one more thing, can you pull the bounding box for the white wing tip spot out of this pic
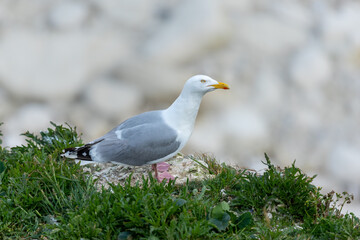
[115,129,123,139]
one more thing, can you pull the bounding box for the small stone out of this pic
[85,77,143,120]
[290,44,332,89]
[322,2,360,54]
[48,1,90,30]
[67,103,112,143]
[328,144,360,183]
[0,0,49,27]
[235,13,307,56]
[0,29,128,101]
[222,106,269,163]
[0,88,12,118]
[96,0,155,29]
[117,62,189,100]
[253,68,284,110]
[2,104,59,147]
[187,116,225,157]
[270,1,312,29]
[220,0,252,13]
[223,106,268,144]
[142,0,231,63]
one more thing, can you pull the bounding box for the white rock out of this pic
[0,0,50,27]
[220,0,252,13]
[67,103,112,143]
[294,108,322,131]
[235,13,307,56]
[328,144,360,183]
[187,115,225,157]
[142,0,231,63]
[2,104,58,147]
[223,106,268,142]
[327,143,360,203]
[85,77,143,119]
[253,68,284,111]
[118,61,191,101]
[269,1,312,29]
[290,44,332,89]
[216,106,269,163]
[0,29,129,101]
[0,88,12,119]
[48,1,90,30]
[322,2,360,54]
[96,0,156,29]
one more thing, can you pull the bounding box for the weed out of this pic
[0,123,359,239]
[231,153,319,221]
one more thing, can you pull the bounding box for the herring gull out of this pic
[61,75,229,181]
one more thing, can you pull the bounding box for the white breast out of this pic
[161,110,195,151]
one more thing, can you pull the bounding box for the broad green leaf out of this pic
[174,198,187,207]
[209,212,230,231]
[235,212,253,229]
[0,160,4,174]
[117,231,132,240]
[212,201,230,219]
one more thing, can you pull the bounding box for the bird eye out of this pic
[201,79,206,83]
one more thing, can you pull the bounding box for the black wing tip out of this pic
[60,147,80,159]
[61,139,104,161]
[62,147,76,153]
[60,146,90,160]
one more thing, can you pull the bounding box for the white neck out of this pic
[163,89,205,135]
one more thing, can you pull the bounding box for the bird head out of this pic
[184,75,230,95]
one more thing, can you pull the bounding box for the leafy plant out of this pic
[0,122,3,145]
[0,122,359,239]
[190,154,223,175]
[208,201,253,232]
[231,153,319,221]
[209,201,231,231]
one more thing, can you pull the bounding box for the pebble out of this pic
[85,77,143,119]
[95,0,156,29]
[328,144,360,183]
[0,88,11,119]
[290,44,332,89]
[142,0,231,63]
[0,29,128,101]
[322,2,360,54]
[2,104,59,147]
[48,1,90,30]
[234,13,307,56]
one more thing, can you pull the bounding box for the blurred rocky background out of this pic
[0,0,360,213]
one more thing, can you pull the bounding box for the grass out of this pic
[0,122,359,239]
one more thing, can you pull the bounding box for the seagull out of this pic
[61,75,229,181]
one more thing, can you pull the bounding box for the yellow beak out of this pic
[210,82,230,90]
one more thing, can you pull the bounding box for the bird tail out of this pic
[61,139,103,161]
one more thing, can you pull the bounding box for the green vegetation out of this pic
[0,122,359,239]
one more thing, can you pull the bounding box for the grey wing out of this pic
[90,116,181,166]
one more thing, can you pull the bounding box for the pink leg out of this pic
[152,164,159,180]
[157,162,170,172]
[156,162,175,182]
[152,162,175,182]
